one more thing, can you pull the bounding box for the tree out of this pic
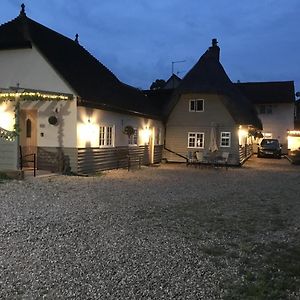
[150,79,166,90]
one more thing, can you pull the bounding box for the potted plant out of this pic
[123,125,135,137]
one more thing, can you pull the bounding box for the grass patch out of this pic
[0,172,11,183]
[224,242,300,299]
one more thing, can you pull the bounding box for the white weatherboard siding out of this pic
[165,93,240,164]
[0,139,18,170]
[77,106,163,148]
[0,101,18,171]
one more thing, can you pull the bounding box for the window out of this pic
[263,132,272,139]
[26,119,31,138]
[188,132,204,148]
[128,128,138,145]
[155,128,162,145]
[258,104,272,114]
[99,125,114,147]
[189,99,204,112]
[220,132,231,147]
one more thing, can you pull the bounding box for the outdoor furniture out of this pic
[187,151,197,166]
[19,146,36,177]
[215,152,230,170]
[195,151,209,167]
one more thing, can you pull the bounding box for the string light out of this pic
[0,91,72,101]
[0,126,17,142]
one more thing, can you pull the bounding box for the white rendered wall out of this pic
[21,100,77,148]
[77,106,163,148]
[0,46,77,148]
[0,46,73,93]
[257,103,294,142]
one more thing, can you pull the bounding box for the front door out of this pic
[20,110,37,167]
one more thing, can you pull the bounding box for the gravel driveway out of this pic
[0,157,300,299]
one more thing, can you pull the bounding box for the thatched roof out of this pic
[164,39,262,129]
[0,5,159,119]
[235,81,295,104]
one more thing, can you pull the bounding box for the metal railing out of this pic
[19,146,36,177]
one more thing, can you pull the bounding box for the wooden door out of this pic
[20,110,37,166]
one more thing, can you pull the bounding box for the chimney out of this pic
[207,38,220,61]
[20,3,26,16]
[75,34,79,44]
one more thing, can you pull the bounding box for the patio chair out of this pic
[195,151,209,167]
[216,152,230,170]
[187,151,197,166]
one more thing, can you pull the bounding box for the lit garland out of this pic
[0,126,17,142]
[0,91,72,101]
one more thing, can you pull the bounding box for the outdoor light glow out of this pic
[77,119,99,148]
[287,130,300,136]
[0,103,14,131]
[238,127,248,146]
[287,136,300,151]
[141,127,151,144]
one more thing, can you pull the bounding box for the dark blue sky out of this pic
[1,1,300,94]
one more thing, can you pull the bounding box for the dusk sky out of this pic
[1,0,299,94]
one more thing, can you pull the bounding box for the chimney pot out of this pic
[20,3,26,16]
[212,38,218,47]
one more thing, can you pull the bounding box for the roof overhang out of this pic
[77,98,162,121]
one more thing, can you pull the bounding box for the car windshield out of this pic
[261,139,279,147]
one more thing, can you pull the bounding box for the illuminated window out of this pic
[128,128,138,145]
[220,132,231,147]
[263,132,272,139]
[188,132,204,148]
[99,125,114,147]
[26,119,31,138]
[189,99,204,112]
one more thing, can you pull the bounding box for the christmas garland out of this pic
[0,91,72,101]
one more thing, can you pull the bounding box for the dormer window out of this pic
[189,99,204,112]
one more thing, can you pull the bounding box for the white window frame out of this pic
[188,132,204,148]
[258,104,272,114]
[220,132,231,147]
[189,99,204,112]
[128,128,138,146]
[155,127,162,145]
[99,125,115,148]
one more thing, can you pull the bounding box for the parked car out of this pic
[257,139,282,158]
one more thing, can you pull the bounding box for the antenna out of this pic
[171,60,186,75]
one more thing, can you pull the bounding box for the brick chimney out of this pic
[206,38,220,61]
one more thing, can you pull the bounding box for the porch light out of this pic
[0,102,15,131]
[238,126,248,146]
[287,130,300,151]
[77,117,99,147]
[141,126,151,144]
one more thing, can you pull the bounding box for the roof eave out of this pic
[77,99,163,120]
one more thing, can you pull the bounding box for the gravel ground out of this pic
[0,157,300,299]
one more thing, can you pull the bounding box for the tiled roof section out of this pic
[235,81,295,104]
[163,74,181,89]
[0,11,159,118]
[165,40,262,129]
